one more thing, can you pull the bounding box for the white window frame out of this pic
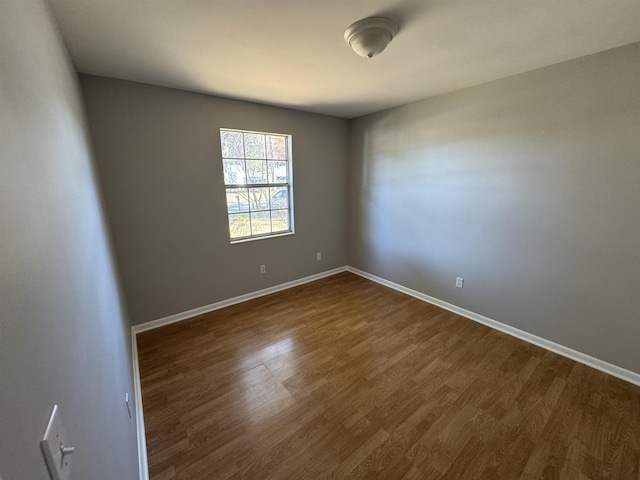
[220,128,295,243]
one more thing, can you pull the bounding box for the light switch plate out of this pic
[41,405,73,480]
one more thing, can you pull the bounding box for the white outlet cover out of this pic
[41,405,73,480]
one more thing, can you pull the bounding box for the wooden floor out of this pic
[137,272,640,480]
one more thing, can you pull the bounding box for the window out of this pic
[220,129,293,242]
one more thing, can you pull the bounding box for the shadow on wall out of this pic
[348,48,640,373]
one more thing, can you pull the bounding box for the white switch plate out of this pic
[260,265,266,274]
[456,277,464,288]
[317,252,322,261]
[41,405,73,480]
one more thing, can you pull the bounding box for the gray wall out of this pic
[0,2,139,479]
[80,76,349,326]
[348,43,640,374]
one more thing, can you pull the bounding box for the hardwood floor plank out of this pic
[137,272,640,479]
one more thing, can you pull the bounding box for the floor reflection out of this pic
[239,337,296,426]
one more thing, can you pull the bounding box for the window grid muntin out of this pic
[221,129,292,241]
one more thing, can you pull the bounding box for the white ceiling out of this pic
[50,0,640,118]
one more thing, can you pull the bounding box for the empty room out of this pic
[2,0,640,479]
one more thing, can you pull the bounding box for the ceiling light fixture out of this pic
[344,17,399,59]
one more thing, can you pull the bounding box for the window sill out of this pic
[230,231,295,244]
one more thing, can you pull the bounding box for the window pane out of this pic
[266,135,287,160]
[226,188,249,214]
[267,160,288,183]
[246,160,267,184]
[243,133,265,159]
[248,187,270,212]
[223,159,246,185]
[221,131,244,158]
[221,129,292,242]
[271,209,289,233]
[269,187,288,210]
[250,211,271,236]
[228,213,250,239]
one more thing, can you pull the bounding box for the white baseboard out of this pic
[131,263,639,477]
[131,333,149,480]
[130,266,348,478]
[132,266,348,334]
[346,266,640,387]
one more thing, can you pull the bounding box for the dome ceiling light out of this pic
[344,17,399,59]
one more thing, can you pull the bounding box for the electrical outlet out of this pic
[456,277,464,288]
[317,252,322,261]
[260,265,266,274]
